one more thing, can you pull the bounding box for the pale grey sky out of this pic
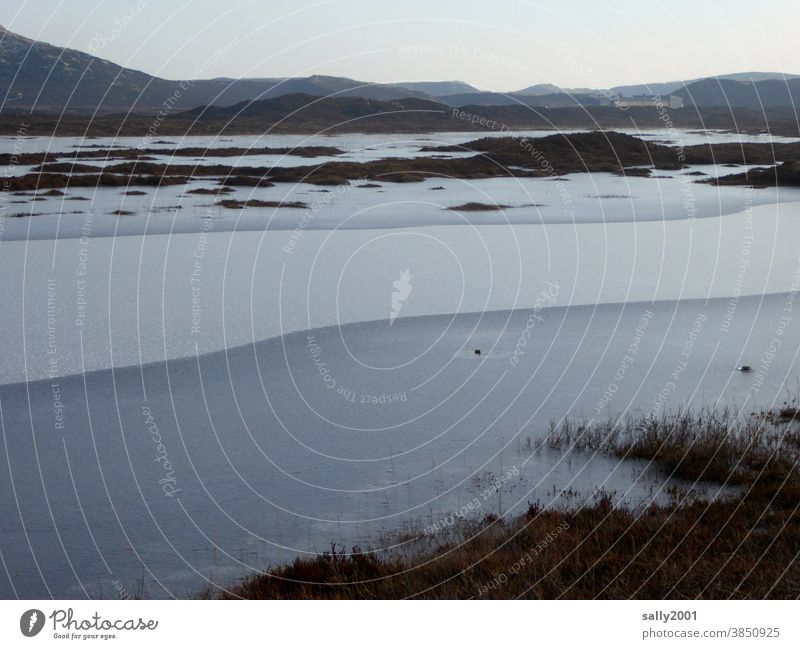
[1,0,797,91]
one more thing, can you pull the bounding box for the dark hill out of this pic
[178,93,450,127]
[676,77,800,109]
[0,26,427,112]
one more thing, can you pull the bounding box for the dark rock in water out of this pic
[185,187,235,195]
[215,199,308,209]
[1,172,191,192]
[615,166,652,177]
[710,161,800,188]
[448,202,511,212]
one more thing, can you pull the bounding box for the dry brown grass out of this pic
[218,409,800,599]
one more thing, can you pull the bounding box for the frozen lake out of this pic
[1,130,799,599]
[1,203,798,385]
[0,294,791,598]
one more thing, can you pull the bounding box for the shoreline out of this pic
[210,405,800,599]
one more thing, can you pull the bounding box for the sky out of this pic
[1,0,797,91]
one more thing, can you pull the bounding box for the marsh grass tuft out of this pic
[546,407,799,485]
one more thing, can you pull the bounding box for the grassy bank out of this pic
[217,407,800,599]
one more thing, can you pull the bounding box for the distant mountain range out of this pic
[0,25,429,112]
[1,24,799,114]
